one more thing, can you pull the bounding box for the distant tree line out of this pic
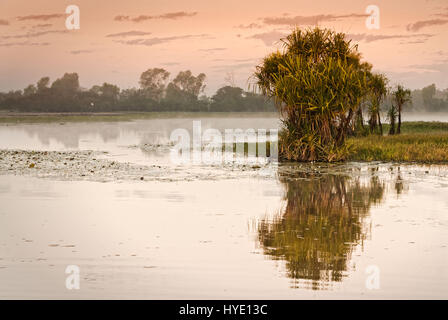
[0,68,275,113]
[373,84,447,113]
[407,84,448,112]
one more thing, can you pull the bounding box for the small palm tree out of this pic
[392,85,412,134]
[253,27,374,161]
[368,73,388,135]
[387,104,398,135]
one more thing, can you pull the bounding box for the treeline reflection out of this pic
[257,168,392,290]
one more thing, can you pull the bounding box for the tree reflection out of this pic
[257,170,386,290]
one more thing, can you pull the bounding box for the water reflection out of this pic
[0,117,279,150]
[394,167,409,196]
[257,168,387,290]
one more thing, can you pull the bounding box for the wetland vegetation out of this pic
[254,27,448,163]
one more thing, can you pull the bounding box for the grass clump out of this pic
[348,132,448,163]
[389,121,448,134]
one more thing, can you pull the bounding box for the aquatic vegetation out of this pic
[254,27,386,162]
[0,148,277,182]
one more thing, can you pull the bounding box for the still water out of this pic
[0,114,447,299]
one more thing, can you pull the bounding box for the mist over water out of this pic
[400,112,448,123]
[0,114,447,298]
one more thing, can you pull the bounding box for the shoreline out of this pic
[0,111,280,123]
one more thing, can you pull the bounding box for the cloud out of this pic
[433,7,448,18]
[248,30,287,46]
[0,19,9,26]
[114,34,211,46]
[0,41,50,47]
[114,11,197,23]
[346,33,434,43]
[378,60,448,90]
[16,14,64,21]
[402,40,426,44]
[212,62,255,72]
[212,58,257,63]
[435,13,448,18]
[70,50,93,55]
[434,50,448,57]
[106,30,152,38]
[406,19,448,32]
[1,30,68,40]
[159,12,197,20]
[234,58,257,62]
[262,13,367,26]
[199,48,227,52]
[31,23,53,29]
[407,62,448,73]
[114,15,130,22]
[234,23,263,29]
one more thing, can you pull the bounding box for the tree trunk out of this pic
[338,109,354,144]
[397,104,402,134]
[378,110,383,135]
[369,114,376,133]
[359,108,365,129]
[389,118,395,135]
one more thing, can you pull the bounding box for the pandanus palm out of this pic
[367,73,388,135]
[392,85,412,134]
[387,104,398,135]
[254,27,375,161]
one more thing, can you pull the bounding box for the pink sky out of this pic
[1,0,447,94]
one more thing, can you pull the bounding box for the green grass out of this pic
[275,121,448,163]
[348,131,448,163]
[383,121,448,134]
[347,121,448,163]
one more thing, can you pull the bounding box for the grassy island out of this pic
[254,27,448,163]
